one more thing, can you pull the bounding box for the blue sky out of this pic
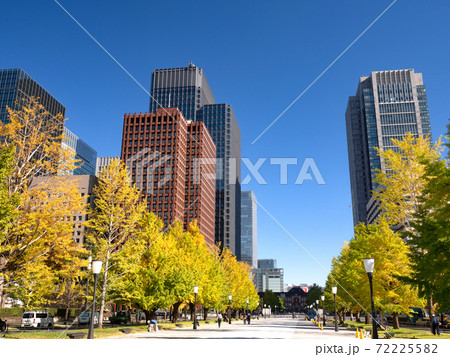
[1,0,449,286]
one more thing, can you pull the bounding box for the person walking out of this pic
[217,313,223,328]
[247,312,251,325]
[431,314,441,336]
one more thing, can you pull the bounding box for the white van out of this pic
[21,311,54,328]
[78,311,99,324]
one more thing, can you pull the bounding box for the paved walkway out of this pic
[108,316,357,339]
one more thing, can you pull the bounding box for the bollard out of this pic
[360,330,364,339]
[356,329,359,338]
[320,323,323,330]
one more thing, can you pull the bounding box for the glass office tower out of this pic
[0,68,65,124]
[63,127,98,176]
[346,69,432,226]
[149,63,242,258]
[241,191,257,267]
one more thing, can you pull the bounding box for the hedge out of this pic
[0,307,82,318]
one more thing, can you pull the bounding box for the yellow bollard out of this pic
[320,323,323,330]
[360,330,364,339]
[356,329,359,338]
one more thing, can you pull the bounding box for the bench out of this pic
[67,332,87,339]
[119,328,133,334]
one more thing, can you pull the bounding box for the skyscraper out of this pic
[346,69,432,226]
[241,191,257,267]
[63,127,98,176]
[120,108,216,245]
[0,68,65,124]
[149,63,241,258]
[253,259,284,293]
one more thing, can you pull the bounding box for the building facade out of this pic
[253,259,284,293]
[120,108,216,245]
[0,68,65,125]
[63,128,97,176]
[32,175,97,246]
[279,286,308,313]
[149,63,241,257]
[241,191,257,267]
[346,69,432,226]
[96,156,120,176]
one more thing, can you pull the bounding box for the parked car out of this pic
[78,311,99,324]
[21,311,54,328]
[109,311,129,324]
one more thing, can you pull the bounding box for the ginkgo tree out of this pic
[85,159,145,328]
[0,98,87,307]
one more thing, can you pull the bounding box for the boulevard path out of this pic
[108,316,357,339]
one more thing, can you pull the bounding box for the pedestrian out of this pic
[247,312,251,325]
[431,314,441,336]
[217,313,223,328]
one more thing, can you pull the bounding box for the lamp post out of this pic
[87,260,102,339]
[332,286,338,332]
[257,302,260,317]
[84,256,92,309]
[246,299,249,315]
[321,295,326,326]
[316,299,319,321]
[193,286,199,330]
[228,295,232,324]
[363,258,378,339]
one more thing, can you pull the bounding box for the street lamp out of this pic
[87,260,102,339]
[228,295,232,324]
[246,299,249,315]
[315,299,319,321]
[84,256,92,309]
[363,258,378,339]
[332,286,338,332]
[321,295,326,326]
[193,286,199,330]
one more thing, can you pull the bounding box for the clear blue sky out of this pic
[1,0,449,286]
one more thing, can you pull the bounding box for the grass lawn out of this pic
[337,320,450,339]
[2,318,227,339]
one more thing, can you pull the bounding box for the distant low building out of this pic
[32,175,98,246]
[279,286,308,312]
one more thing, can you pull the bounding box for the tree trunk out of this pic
[378,310,384,329]
[98,256,109,329]
[364,312,369,325]
[392,312,400,329]
[350,311,354,321]
[204,307,208,321]
[427,296,433,333]
[172,302,181,323]
[65,304,70,323]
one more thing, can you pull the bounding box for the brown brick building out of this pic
[120,108,215,246]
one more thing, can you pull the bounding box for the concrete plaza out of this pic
[108,316,357,339]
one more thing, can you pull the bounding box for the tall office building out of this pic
[149,63,241,257]
[241,191,257,267]
[346,69,432,226]
[63,128,98,176]
[0,68,65,124]
[120,108,216,246]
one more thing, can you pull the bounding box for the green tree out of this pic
[408,123,450,311]
[305,283,323,307]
